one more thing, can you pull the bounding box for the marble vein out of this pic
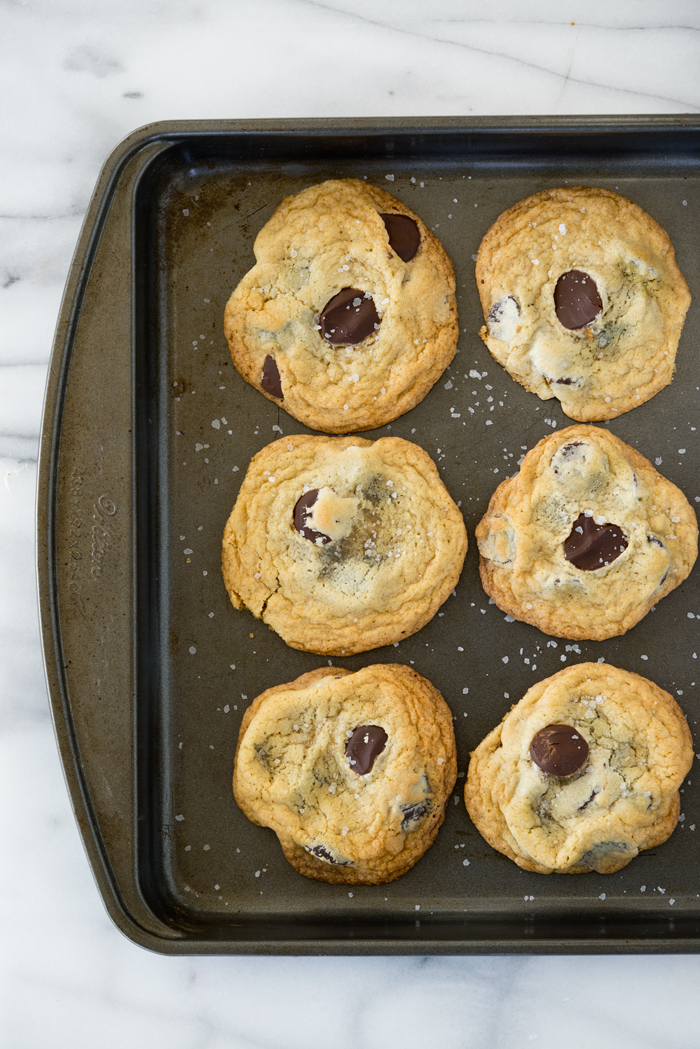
[295,1,700,109]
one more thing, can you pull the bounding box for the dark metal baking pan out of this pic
[38,117,700,953]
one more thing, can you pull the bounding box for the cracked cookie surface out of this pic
[476,186,690,421]
[465,663,693,874]
[476,425,697,640]
[222,434,467,655]
[224,178,458,433]
[233,664,457,884]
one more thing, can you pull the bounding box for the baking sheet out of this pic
[39,118,700,952]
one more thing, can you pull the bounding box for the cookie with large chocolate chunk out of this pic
[224,179,458,433]
[465,663,693,874]
[476,186,691,421]
[476,425,697,640]
[222,435,467,655]
[233,665,457,884]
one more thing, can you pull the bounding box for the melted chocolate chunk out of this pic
[648,534,664,548]
[488,295,520,325]
[400,799,432,830]
[552,442,586,475]
[293,489,332,546]
[530,724,589,777]
[346,725,388,775]
[319,288,380,344]
[580,840,635,868]
[564,513,628,571]
[306,843,349,865]
[261,354,283,399]
[577,791,596,811]
[380,213,420,262]
[554,270,602,329]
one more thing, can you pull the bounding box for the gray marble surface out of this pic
[3,2,700,1045]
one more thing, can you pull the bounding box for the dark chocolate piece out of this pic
[306,843,350,865]
[293,489,332,546]
[380,213,420,262]
[319,288,380,345]
[261,354,283,399]
[564,513,627,570]
[400,799,432,830]
[554,270,602,329]
[530,724,589,777]
[345,725,388,775]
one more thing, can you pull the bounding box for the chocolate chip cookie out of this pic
[465,663,693,874]
[222,434,467,655]
[224,178,458,433]
[233,664,457,884]
[476,186,691,421]
[476,425,697,640]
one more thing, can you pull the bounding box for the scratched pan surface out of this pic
[38,118,700,953]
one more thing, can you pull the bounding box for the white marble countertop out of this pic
[3,2,700,1045]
